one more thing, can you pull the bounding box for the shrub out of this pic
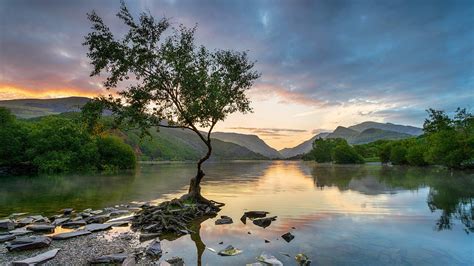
[332,143,364,164]
[390,145,407,165]
[96,136,136,170]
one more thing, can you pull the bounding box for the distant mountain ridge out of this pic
[0,97,423,160]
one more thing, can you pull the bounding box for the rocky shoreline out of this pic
[1,199,310,265]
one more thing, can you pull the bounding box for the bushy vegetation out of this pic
[0,107,136,174]
[353,108,473,169]
[303,138,364,164]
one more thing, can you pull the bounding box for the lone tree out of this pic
[83,3,259,203]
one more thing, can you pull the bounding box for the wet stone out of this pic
[162,257,185,266]
[146,240,162,257]
[244,211,269,219]
[62,208,74,215]
[6,236,52,251]
[26,224,55,232]
[0,219,15,230]
[0,233,16,243]
[17,217,34,227]
[9,227,33,236]
[218,245,243,256]
[61,220,87,228]
[281,232,295,243]
[252,216,277,228]
[215,215,233,225]
[52,217,70,226]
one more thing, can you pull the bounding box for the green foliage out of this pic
[332,143,365,164]
[390,145,407,165]
[82,2,260,177]
[0,111,135,174]
[305,137,364,164]
[379,143,392,163]
[406,143,427,166]
[96,136,136,170]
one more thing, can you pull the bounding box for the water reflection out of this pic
[1,161,473,264]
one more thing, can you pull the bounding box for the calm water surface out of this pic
[1,161,473,265]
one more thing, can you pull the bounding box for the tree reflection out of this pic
[309,163,474,233]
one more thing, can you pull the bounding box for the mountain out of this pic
[348,121,423,136]
[279,132,329,158]
[212,132,282,158]
[279,122,422,158]
[124,127,267,161]
[0,97,90,118]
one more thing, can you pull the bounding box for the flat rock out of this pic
[52,217,70,226]
[61,220,87,228]
[29,215,50,223]
[8,213,28,218]
[84,223,112,232]
[6,236,52,251]
[0,219,15,230]
[146,240,162,257]
[26,224,55,232]
[218,245,243,256]
[0,233,16,243]
[17,217,34,227]
[281,232,295,243]
[106,215,134,224]
[9,227,33,236]
[252,216,277,228]
[87,214,110,224]
[109,210,130,217]
[89,253,129,264]
[215,215,233,225]
[160,257,185,266]
[52,230,91,240]
[12,248,60,265]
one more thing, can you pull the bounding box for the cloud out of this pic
[228,127,307,137]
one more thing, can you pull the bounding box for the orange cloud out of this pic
[0,84,102,100]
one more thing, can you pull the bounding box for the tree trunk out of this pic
[182,140,212,203]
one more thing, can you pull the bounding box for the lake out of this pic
[1,161,473,265]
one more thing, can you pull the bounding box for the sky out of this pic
[0,0,473,149]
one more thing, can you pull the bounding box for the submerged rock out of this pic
[215,215,233,225]
[12,248,60,265]
[295,253,311,265]
[139,233,160,242]
[218,245,243,256]
[0,233,16,243]
[52,230,91,240]
[6,236,52,251]
[0,219,15,230]
[252,216,277,228]
[146,240,163,257]
[84,223,112,232]
[256,252,283,266]
[26,224,55,232]
[161,257,185,266]
[281,232,295,243]
[89,253,129,264]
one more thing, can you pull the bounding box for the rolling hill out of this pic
[0,97,90,118]
[212,132,281,158]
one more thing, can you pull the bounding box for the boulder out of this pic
[146,240,162,257]
[281,232,295,243]
[252,216,277,228]
[89,253,129,264]
[12,248,60,265]
[52,230,91,240]
[26,224,55,232]
[84,223,112,232]
[215,216,233,225]
[0,233,16,243]
[0,219,15,230]
[6,236,52,251]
